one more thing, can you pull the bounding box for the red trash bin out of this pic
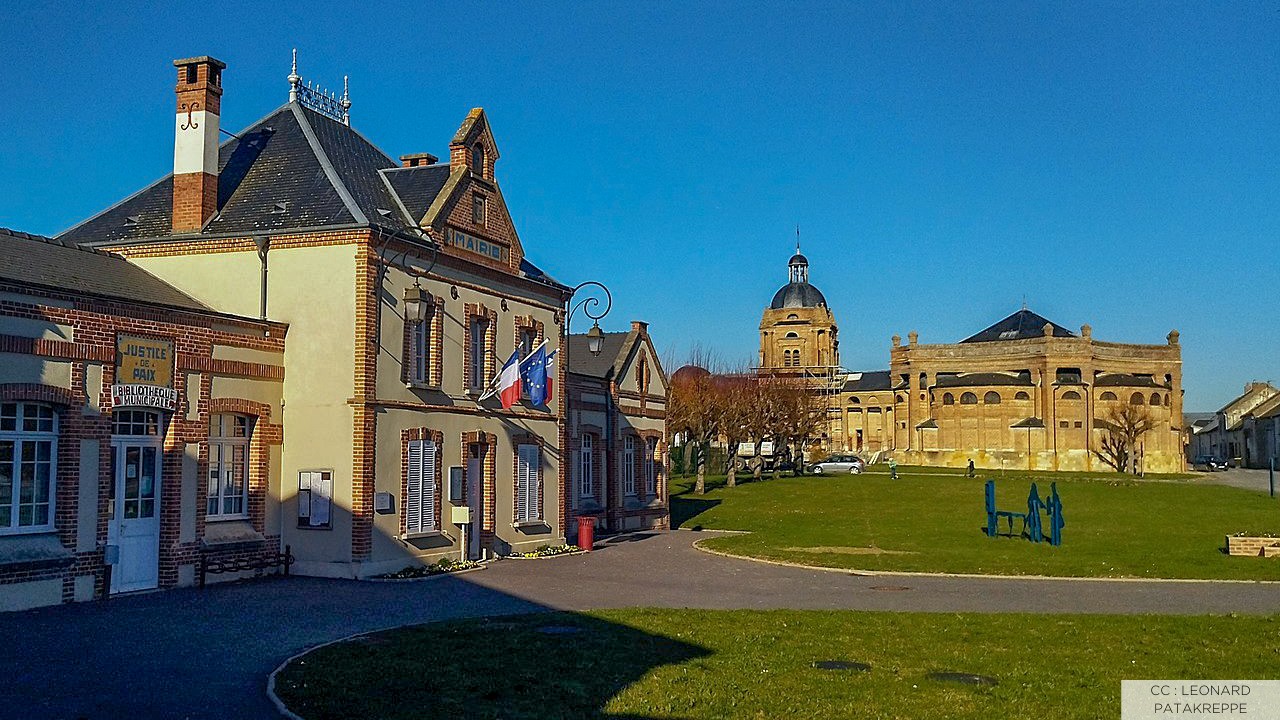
[576,515,595,552]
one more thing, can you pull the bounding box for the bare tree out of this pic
[1095,402,1157,474]
[716,373,754,487]
[667,347,723,495]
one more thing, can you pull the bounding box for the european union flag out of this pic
[519,342,549,407]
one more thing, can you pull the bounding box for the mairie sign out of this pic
[448,228,507,263]
[111,384,179,411]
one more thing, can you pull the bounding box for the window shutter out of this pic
[406,440,422,533]
[517,444,539,522]
[422,440,437,531]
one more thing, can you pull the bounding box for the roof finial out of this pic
[795,224,801,254]
[340,75,351,125]
[288,48,300,103]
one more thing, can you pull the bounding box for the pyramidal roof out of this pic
[961,309,1075,343]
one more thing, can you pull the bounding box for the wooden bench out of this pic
[198,545,294,588]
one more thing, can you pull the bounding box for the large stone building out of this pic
[758,251,1186,473]
[0,53,666,610]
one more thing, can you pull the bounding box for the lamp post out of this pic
[563,281,612,537]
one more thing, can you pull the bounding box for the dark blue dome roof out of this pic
[770,282,827,309]
[789,253,808,265]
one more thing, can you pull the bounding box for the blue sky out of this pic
[1,2,1276,410]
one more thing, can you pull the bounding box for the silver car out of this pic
[810,454,865,475]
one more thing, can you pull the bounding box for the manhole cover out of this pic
[535,625,585,635]
[813,660,871,672]
[870,585,911,592]
[927,672,999,687]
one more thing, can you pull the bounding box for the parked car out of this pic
[810,454,865,475]
[1192,456,1229,472]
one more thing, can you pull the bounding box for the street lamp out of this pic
[585,321,605,355]
[402,282,429,322]
[565,280,612,358]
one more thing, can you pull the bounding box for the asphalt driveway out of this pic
[4,530,1279,720]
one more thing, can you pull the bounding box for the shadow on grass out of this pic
[669,479,722,529]
[273,611,709,720]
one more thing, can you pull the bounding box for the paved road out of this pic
[1199,466,1278,494]
[4,530,1280,720]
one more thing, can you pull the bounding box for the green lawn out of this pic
[273,610,1280,720]
[672,469,1280,580]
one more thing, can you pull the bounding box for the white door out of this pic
[108,441,162,593]
[466,444,485,560]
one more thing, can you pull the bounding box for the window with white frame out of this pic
[645,437,657,496]
[469,316,489,392]
[516,443,540,522]
[578,433,594,498]
[405,438,438,534]
[207,414,251,519]
[0,403,57,533]
[622,435,636,496]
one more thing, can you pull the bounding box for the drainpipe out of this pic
[253,235,270,320]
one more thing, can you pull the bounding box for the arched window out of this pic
[1130,392,1144,406]
[895,394,905,404]
[1061,391,1082,401]
[984,391,1001,404]
[1100,392,1117,401]
[942,393,955,405]
[1149,392,1161,406]
[785,332,799,339]
[787,314,799,320]
[1164,394,1171,407]
[622,435,636,496]
[850,397,861,405]
[960,392,978,405]
[1014,391,1030,400]
[471,143,485,176]
[867,396,878,405]
[0,402,57,532]
[208,414,252,519]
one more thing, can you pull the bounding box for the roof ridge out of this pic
[5,226,123,259]
[289,103,368,225]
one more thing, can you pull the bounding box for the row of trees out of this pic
[668,363,827,494]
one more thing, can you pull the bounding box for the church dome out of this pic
[770,282,827,309]
[770,245,826,309]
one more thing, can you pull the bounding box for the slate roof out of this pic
[770,282,827,309]
[1249,394,1280,420]
[1095,373,1167,388]
[935,372,1035,388]
[961,309,1075,343]
[0,228,211,312]
[382,164,452,223]
[567,332,631,379]
[843,370,892,392]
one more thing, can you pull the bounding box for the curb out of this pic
[687,533,1280,585]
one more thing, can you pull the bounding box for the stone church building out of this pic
[758,251,1186,473]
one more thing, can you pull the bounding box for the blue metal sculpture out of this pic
[983,479,1064,545]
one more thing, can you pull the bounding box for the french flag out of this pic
[545,349,557,402]
[486,349,522,409]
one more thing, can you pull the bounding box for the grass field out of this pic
[273,609,1280,720]
[672,468,1280,580]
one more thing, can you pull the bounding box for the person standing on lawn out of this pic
[967,459,975,478]
[889,458,898,480]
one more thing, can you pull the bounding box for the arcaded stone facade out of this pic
[757,252,1185,473]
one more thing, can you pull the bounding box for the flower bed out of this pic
[374,558,485,580]
[505,544,582,560]
[1225,534,1280,557]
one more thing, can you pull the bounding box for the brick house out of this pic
[55,54,572,582]
[565,322,669,537]
[0,228,285,610]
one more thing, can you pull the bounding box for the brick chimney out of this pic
[171,56,225,233]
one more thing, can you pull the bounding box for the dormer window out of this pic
[471,143,485,177]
